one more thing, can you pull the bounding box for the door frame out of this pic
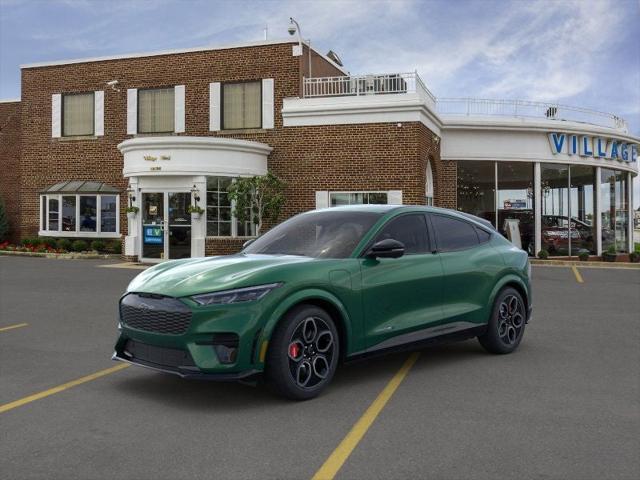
[139,189,192,263]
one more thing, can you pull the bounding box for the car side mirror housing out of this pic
[365,239,405,259]
[242,238,255,250]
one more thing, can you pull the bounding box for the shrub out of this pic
[90,240,106,252]
[630,252,640,263]
[578,251,589,261]
[537,249,549,260]
[57,238,72,251]
[38,237,57,249]
[107,240,122,254]
[21,237,36,247]
[71,240,88,252]
[606,244,617,255]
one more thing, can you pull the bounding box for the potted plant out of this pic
[187,204,204,219]
[630,246,640,263]
[537,249,549,260]
[603,245,618,262]
[126,206,139,221]
[577,251,590,262]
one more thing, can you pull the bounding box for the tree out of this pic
[0,197,8,242]
[227,172,285,236]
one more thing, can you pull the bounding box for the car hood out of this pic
[126,254,314,298]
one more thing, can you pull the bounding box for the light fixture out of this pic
[126,187,136,205]
[288,17,311,76]
[191,184,201,203]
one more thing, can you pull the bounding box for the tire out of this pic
[478,287,526,354]
[265,305,339,401]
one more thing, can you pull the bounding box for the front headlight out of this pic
[189,283,283,306]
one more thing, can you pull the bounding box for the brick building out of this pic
[0,38,637,260]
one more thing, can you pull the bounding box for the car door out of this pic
[428,213,501,326]
[359,213,445,350]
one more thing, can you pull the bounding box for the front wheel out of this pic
[478,287,526,354]
[265,305,339,400]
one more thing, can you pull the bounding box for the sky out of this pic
[1,0,639,204]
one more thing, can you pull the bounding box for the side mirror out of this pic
[242,238,255,250]
[365,239,405,259]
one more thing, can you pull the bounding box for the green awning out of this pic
[41,181,120,194]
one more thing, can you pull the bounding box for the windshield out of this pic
[243,211,382,258]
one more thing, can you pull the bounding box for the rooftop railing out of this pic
[301,74,627,131]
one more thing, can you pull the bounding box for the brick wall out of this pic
[0,101,21,241]
[14,40,445,257]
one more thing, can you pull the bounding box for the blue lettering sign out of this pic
[549,133,565,154]
[580,136,593,156]
[596,138,607,157]
[632,144,638,162]
[570,135,578,155]
[144,226,163,245]
[620,143,628,161]
[610,141,619,159]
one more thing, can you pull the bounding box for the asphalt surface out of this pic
[0,256,638,480]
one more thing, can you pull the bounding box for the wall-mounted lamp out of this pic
[126,187,136,206]
[191,185,201,203]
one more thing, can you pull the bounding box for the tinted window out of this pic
[476,227,491,243]
[373,214,429,254]
[244,211,382,259]
[432,215,479,252]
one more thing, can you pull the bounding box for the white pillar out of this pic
[595,167,602,256]
[628,171,634,253]
[534,162,541,256]
[191,175,207,258]
[124,177,140,258]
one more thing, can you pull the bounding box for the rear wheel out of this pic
[266,305,339,400]
[478,287,526,354]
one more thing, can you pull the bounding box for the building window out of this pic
[138,88,175,133]
[601,168,629,253]
[457,161,496,226]
[329,192,389,206]
[206,177,256,237]
[222,81,261,130]
[39,194,120,237]
[62,92,94,136]
[497,162,534,255]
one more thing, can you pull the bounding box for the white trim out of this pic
[534,162,541,255]
[209,82,221,131]
[595,166,602,256]
[315,191,329,209]
[262,78,275,129]
[174,85,185,133]
[19,39,348,74]
[51,94,61,138]
[628,171,634,253]
[126,89,137,135]
[38,231,121,239]
[388,190,403,205]
[0,98,20,103]
[94,90,104,136]
[39,193,120,237]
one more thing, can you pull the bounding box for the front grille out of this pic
[120,293,192,335]
[124,340,196,368]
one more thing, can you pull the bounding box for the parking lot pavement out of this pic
[1,257,638,480]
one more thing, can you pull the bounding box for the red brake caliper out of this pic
[289,342,300,358]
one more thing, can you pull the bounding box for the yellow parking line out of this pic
[571,265,584,283]
[0,364,130,414]
[311,352,420,480]
[98,262,148,270]
[0,323,28,333]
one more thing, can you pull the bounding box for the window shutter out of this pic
[94,91,104,136]
[51,94,61,138]
[262,78,275,129]
[126,88,137,135]
[209,82,221,131]
[387,190,403,205]
[174,85,185,133]
[315,191,329,209]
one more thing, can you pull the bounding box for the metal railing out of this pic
[436,98,628,131]
[303,72,436,102]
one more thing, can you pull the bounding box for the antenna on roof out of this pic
[263,24,268,40]
[326,50,343,67]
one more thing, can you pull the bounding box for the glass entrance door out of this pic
[167,192,191,259]
[141,192,192,262]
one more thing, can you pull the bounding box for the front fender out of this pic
[258,288,355,364]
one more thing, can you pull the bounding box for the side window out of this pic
[373,214,430,254]
[475,227,491,244]
[431,215,480,252]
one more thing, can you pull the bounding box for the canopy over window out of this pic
[41,181,120,194]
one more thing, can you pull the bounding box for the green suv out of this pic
[113,205,531,400]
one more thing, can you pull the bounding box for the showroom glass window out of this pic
[541,164,569,256]
[62,92,94,136]
[457,161,496,226]
[206,177,254,237]
[39,194,119,236]
[138,88,175,133]
[330,192,388,206]
[569,165,596,254]
[601,168,629,253]
[497,162,535,255]
[222,82,261,130]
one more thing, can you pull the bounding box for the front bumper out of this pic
[112,339,260,381]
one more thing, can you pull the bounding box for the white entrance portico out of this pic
[118,136,271,261]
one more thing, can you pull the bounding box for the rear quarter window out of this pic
[431,214,480,252]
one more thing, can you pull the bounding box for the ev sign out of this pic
[548,132,638,163]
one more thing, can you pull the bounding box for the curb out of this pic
[531,259,640,269]
[0,250,121,260]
